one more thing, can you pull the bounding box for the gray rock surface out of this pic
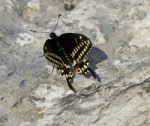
[0,0,150,126]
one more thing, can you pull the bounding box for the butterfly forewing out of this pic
[44,39,63,67]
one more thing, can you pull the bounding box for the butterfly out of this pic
[43,32,99,92]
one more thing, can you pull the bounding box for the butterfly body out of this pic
[44,32,97,92]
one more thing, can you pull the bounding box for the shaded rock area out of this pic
[0,0,150,126]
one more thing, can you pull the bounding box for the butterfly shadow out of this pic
[85,47,108,79]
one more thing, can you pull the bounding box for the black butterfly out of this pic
[43,32,99,92]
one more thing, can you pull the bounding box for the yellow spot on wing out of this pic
[87,40,90,44]
[79,36,82,39]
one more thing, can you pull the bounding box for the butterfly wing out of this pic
[43,39,63,67]
[58,33,92,66]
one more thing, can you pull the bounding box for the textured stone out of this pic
[0,0,150,126]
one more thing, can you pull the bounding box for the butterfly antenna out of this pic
[52,14,61,32]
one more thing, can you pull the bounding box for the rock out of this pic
[20,66,150,126]
[16,33,34,46]
[22,0,41,21]
[64,0,75,11]
[0,0,150,126]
